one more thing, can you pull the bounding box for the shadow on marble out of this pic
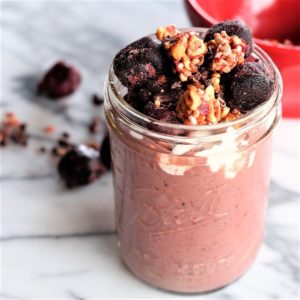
[11,73,101,130]
[12,73,70,111]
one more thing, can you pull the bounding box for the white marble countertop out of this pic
[1,1,300,299]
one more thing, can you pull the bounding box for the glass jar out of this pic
[104,28,282,293]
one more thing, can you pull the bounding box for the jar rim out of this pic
[105,27,282,142]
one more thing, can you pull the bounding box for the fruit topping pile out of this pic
[113,20,275,126]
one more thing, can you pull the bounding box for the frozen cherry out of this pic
[143,102,180,124]
[38,61,81,99]
[219,71,234,101]
[230,62,275,111]
[204,20,253,57]
[58,145,105,188]
[113,37,169,88]
[144,103,181,134]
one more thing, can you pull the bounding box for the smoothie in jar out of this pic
[104,20,282,293]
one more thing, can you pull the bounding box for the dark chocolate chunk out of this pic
[38,146,46,153]
[92,94,104,106]
[38,61,81,99]
[59,140,71,149]
[100,134,111,170]
[230,62,275,111]
[58,145,105,188]
[113,37,169,88]
[61,132,70,139]
[204,20,253,57]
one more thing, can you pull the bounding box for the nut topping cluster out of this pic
[207,31,246,73]
[176,84,230,125]
[157,26,238,125]
[157,30,207,81]
[0,112,29,146]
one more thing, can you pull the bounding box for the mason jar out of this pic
[104,28,282,293]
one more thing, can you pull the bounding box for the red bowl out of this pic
[185,0,300,118]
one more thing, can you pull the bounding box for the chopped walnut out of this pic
[0,112,29,146]
[207,31,246,73]
[221,106,231,119]
[156,25,179,41]
[157,26,207,82]
[154,98,161,107]
[176,84,230,125]
[222,108,242,121]
[171,33,207,81]
[211,72,221,92]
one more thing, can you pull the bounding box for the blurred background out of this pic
[1,1,299,299]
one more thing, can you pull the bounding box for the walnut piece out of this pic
[176,84,231,125]
[211,72,221,92]
[157,26,207,82]
[171,33,207,81]
[156,25,179,41]
[222,108,242,121]
[207,31,246,73]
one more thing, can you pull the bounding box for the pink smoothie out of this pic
[109,126,273,293]
[105,24,281,293]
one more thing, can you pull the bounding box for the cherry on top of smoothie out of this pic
[113,20,275,126]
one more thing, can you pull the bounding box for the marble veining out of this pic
[1,1,299,299]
